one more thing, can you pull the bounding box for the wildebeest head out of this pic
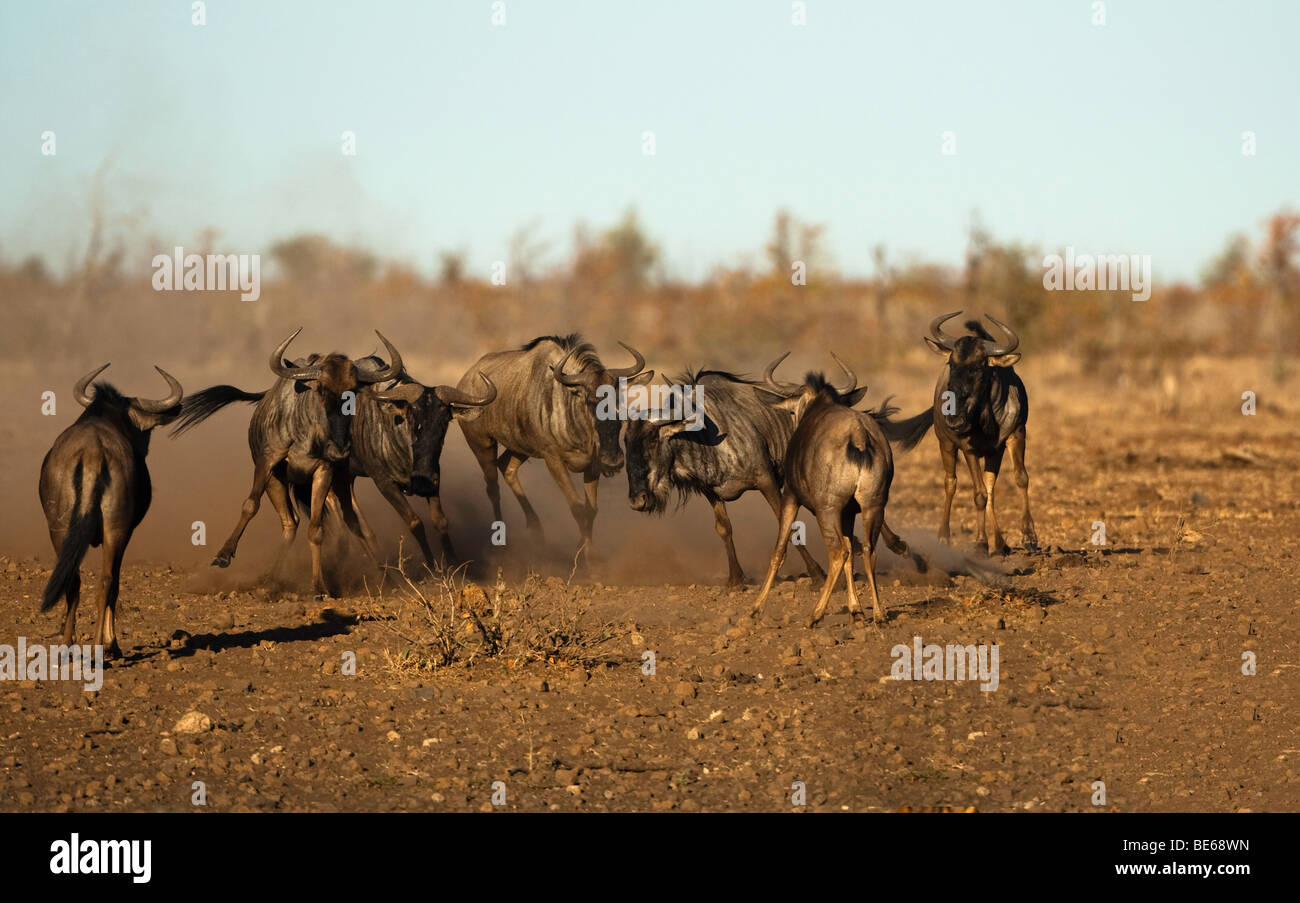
[923,312,1021,434]
[755,351,868,423]
[370,373,497,497]
[269,328,403,462]
[73,363,184,444]
[624,400,695,513]
[551,340,649,476]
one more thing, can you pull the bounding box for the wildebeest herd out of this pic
[38,313,1036,658]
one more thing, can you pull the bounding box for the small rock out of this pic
[174,711,212,734]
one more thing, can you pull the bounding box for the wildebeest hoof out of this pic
[212,553,232,568]
[104,643,123,661]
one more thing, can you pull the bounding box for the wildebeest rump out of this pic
[343,358,497,570]
[457,334,647,556]
[623,367,827,586]
[749,355,921,627]
[888,312,1038,555]
[171,329,403,597]
[39,364,183,657]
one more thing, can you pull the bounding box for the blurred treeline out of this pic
[3,207,1298,378]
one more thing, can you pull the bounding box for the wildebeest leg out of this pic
[213,456,279,567]
[307,465,333,599]
[750,492,799,620]
[981,448,1008,556]
[467,438,505,524]
[374,479,436,571]
[706,493,745,587]
[808,512,847,628]
[757,479,824,580]
[330,479,384,568]
[95,538,125,660]
[426,495,457,564]
[1006,427,1038,551]
[582,468,600,545]
[48,526,81,647]
[839,511,864,623]
[499,450,543,537]
[263,469,299,571]
[879,521,928,573]
[542,455,591,548]
[938,436,958,544]
[856,499,887,623]
[962,448,987,547]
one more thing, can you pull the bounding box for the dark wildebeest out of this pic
[39,364,183,658]
[888,312,1037,555]
[171,329,403,597]
[623,367,828,586]
[457,334,648,555]
[341,358,497,570]
[749,355,920,627]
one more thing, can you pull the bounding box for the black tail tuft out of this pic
[41,460,105,612]
[171,385,264,436]
[876,408,934,452]
[845,438,872,468]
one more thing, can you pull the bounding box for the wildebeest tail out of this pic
[877,407,934,452]
[846,420,873,468]
[170,385,264,436]
[41,459,106,612]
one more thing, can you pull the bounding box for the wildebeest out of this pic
[749,355,919,627]
[623,367,828,586]
[171,329,403,597]
[341,358,497,570]
[889,312,1038,555]
[457,334,648,555]
[39,364,183,657]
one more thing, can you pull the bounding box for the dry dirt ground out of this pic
[1,356,1297,812]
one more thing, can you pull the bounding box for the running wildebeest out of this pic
[342,358,497,570]
[749,355,919,627]
[889,312,1038,555]
[457,334,648,556]
[623,367,828,586]
[39,364,184,658]
[171,329,403,597]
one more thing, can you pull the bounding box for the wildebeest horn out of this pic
[269,328,321,380]
[606,341,646,379]
[132,366,184,413]
[435,373,497,407]
[928,311,963,351]
[982,314,1019,356]
[371,383,424,405]
[762,352,801,396]
[552,345,588,387]
[358,331,403,384]
[829,351,857,395]
[73,363,111,407]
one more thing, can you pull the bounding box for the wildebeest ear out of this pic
[126,407,179,431]
[625,370,655,387]
[757,391,802,413]
[451,405,486,423]
[653,418,692,440]
[843,386,869,407]
[987,352,1021,367]
[923,337,951,357]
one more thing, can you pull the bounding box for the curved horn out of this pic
[829,351,857,395]
[762,351,801,396]
[927,311,963,351]
[552,345,587,387]
[606,341,646,379]
[371,383,425,405]
[269,328,320,380]
[133,366,184,413]
[435,373,497,407]
[73,363,111,407]
[357,331,403,383]
[982,314,1019,356]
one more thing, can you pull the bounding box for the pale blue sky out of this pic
[1,0,1295,281]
